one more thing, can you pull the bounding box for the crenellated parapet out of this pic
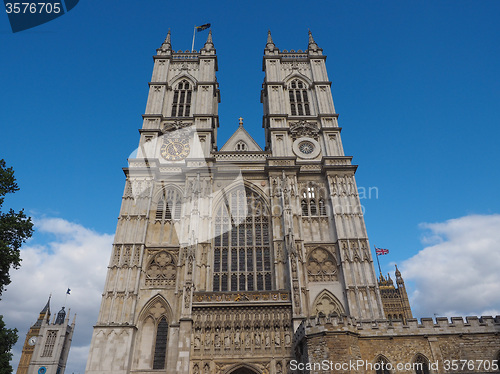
[293,315,500,374]
[295,314,500,339]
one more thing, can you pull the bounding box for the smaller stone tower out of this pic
[378,265,413,323]
[17,297,76,374]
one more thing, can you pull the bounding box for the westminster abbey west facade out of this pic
[85,31,500,374]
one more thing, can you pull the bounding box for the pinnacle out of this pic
[267,30,274,45]
[41,294,51,314]
[308,29,315,44]
[308,29,319,50]
[395,264,401,277]
[203,30,214,50]
[265,30,276,51]
[161,29,172,50]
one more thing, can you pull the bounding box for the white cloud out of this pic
[401,214,500,318]
[2,217,113,374]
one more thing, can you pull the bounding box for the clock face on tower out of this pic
[160,137,190,161]
[28,336,37,346]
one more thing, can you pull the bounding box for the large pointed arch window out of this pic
[171,80,192,117]
[213,187,272,291]
[301,184,327,217]
[289,79,311,116]
[42,330,57,357]
[155,189,182,221]
[375,356,391,374]
[414,354,430,374]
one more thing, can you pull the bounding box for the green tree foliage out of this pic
[0,315,18,374]
[0,159,34,374]
[0,159,34,298]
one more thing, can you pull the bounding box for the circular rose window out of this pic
[298,141,315,154]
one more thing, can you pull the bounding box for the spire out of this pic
[308,29,319,51]
[35,295,51,326]
[395,264,401,277]
[395,264,405,286]
[41,295,51,314]
[265,30,275,51]
[157,30,172,55]
[203,30,214,51]
[164,29,171,48]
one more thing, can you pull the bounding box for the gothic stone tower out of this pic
[17,297,75,374]
[85,30,383,374]
[378,265,413,323]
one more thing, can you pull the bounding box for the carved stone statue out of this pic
[214,329,221,348]
[265,331,271,347]
[254,332,261,346]
[234,328,241,347]
[194,334,201,349]
[285,332,291,346]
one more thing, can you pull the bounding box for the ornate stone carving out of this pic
[306,248,338,282]
[289,120,320,140]
[312,290,345,317]
[192,291,289,303]
[145,251,176,286]
[191,306,292,357]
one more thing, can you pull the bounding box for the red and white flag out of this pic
[375,247,389,256]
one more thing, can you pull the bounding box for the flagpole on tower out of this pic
[373,246,382,275]
[64,287,71,307]
[191,26,196,52]
[375,249,382,276]
[191,23,211,52]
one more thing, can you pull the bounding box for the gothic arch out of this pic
[311,289,345,316]
[212,183,273,292]
[373,355,392,374]
[284,72,313,88]
[224,363,263,374]
[168,73,197,89]
[153,184,184,203]
[300,182,327,217]
[211,181,271,216]
[137,294,173,324]
[154,186,184,222]
[134,295,173,370]
[412,353,430,374]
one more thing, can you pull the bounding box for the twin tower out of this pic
[85,30,385,374]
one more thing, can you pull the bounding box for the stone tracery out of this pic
[306,248,337,282]
[145,251,177,286]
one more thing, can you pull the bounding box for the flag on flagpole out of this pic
[375,247,389,256]
[195,23,211,32]
[66,288,71,295]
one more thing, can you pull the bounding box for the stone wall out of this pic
[293,315,500,374]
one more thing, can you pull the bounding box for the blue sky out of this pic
[1,1,500,373]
